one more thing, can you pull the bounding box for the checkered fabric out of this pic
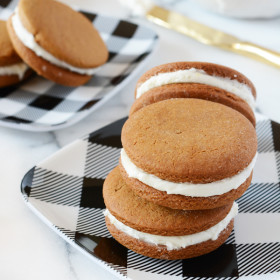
[0,0,158,131]
[21,114,280,279]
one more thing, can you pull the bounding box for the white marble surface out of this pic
[1,0,280,279]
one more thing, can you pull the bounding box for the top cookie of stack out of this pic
[130,62,256,126]
[6,0,108,87]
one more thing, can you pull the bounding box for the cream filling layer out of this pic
[0,62,28,79]
[104,202,238,250]
[121,149,257,197]
[136,69,255,110]
[11,9,100,75]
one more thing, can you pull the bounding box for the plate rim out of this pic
[20,117,129,279]
[21,117,128,279]
[20,190,127,280]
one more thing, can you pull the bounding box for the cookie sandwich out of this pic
[130,62,256,126]
[121,99,258,210]
[7,0,108,86]
[0,20,30,88]
[104,167,238,260]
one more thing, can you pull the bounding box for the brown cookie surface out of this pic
[0,20,22,66]
[130,83,256,126]
[119,162,252,210]
[18,0,108,68]
[132,62,256,125]
[0,69,32,88]
[105,217,234,260]
[0,20,32,87]
[7,18,91,87]
[103,167,233,235]
[7,0,108,86]
[122,99,257,183]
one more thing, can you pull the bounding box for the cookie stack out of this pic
[1,0,108,88]
[103,62,258,260]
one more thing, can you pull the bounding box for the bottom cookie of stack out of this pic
[103,167,238,260]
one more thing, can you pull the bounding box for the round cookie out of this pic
[121,98,258,210]
[0,20,31,88]
[7,0,108,86]
[104,167,237,260]
[130,62,256,126]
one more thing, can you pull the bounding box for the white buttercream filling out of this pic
[11,9,100,75]
[104,202,238,250]
[136,68,255,110]
[0,62,28,79]
[121,149,257,197]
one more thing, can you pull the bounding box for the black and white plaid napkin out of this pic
[0,0,158,131]
[21,114,280,279]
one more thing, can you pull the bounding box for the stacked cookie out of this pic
[130,62,256,126]
[0,19,31,87]
[103,62,258,260]
[1,0,108,88]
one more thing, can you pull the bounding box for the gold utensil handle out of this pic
[232,42,280,69]
[147,6,280,69]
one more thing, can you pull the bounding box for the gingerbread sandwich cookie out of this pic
[7,0,108,86]
[130,62,256,126]
[0,20,31,88]
[121,99,258,210]
[104,167,238,260]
